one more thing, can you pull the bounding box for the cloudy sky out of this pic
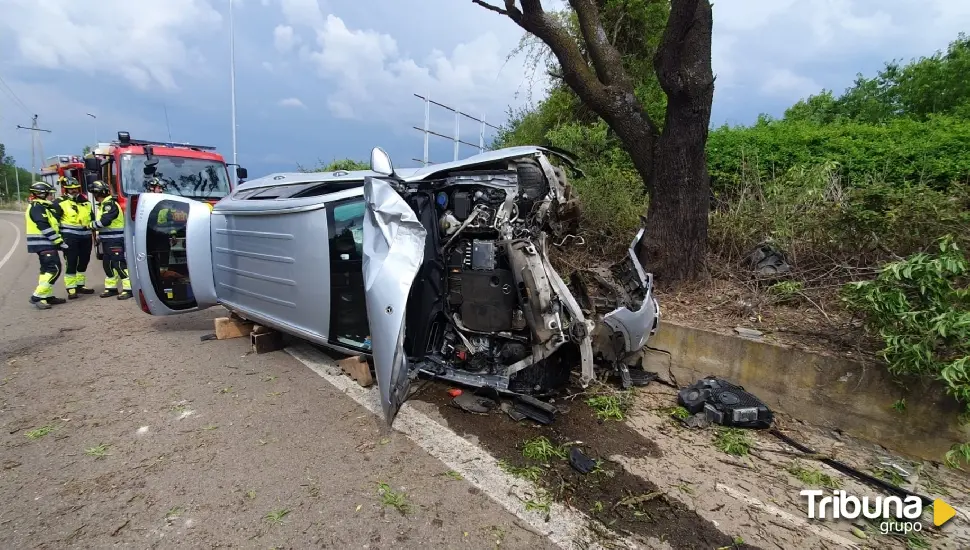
[0,0,967,179]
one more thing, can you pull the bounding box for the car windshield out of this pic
[121,154,230,199]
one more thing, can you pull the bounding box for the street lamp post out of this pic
[86,112,98,145]
[229,0,238,188]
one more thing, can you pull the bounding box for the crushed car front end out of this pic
[361,146,661,425]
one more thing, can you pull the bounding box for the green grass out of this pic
[84,443,110,459]
[25,424,55,440]
[521,436,567,462]
[523,491,551,513]
[714,428,752,457]
[871,465,907,486]
[264,508,290,524]
[498,460,543,483]
[443,470,463,481]
[585,389,635,421]
[165,506,185,520]
[377,482,410,515]
[661,406,691,420]
[787,461,841,490]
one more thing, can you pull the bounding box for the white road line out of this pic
[714,483,860,549]
[0,219,22,272]
[285,343,661,550]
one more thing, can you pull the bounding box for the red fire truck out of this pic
[40,154,86,197]
[82,131,246,214]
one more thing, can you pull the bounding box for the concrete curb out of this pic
[642,321,969,461]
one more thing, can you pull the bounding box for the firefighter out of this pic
[145,177,176,272]
[24,181,68,310]
[88,180,132,300]
[53,177,95,299]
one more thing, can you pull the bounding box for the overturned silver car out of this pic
[124,146,659,425]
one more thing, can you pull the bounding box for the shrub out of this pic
[840,237,970,408]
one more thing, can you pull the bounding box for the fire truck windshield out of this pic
[120,154,230,199]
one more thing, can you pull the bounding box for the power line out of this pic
[0,73,30,114]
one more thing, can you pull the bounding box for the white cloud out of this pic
[281,10,532,127]
[0,0,222,91]
[280,0,327,29]
[278,97,306,108]
[273,24,299,53]
[712,0,970,106]
[760,69,820,99]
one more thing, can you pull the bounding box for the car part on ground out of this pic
[677,376,774,429]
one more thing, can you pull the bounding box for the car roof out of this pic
[235,146,558,193]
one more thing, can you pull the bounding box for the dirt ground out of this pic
[0,213,553,549]
[411,379,970,550]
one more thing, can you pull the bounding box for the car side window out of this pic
[330,200,365,259]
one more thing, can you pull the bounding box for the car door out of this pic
[125,193,218,315]
[361,176,427,426]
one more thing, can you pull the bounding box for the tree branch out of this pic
[474,0,608,111]
[471,0,510,16]
[568,0,630,88]
[655,0,714,99]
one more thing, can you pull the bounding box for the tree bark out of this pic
[638,0,715,281]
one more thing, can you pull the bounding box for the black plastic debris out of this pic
[513,394,557,425]
[569,447,597,474]
[677,376,773,429]
[500,401,528,421]
[200,333,217,342]
[616,363,659,389]
[452,393,497,414]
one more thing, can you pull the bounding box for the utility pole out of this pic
[229,0,238,188]
[14,163,21,210]
[16,114,51,182]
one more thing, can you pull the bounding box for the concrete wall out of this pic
[641,321,970,461]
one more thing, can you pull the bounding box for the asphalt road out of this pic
[0,210,555,549]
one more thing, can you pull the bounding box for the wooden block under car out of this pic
[250,325,283,354]
[338,355,373,387]
[214,316,254,340]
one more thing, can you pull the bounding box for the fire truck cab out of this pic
[40,154,87,197]
[82,131,247,213]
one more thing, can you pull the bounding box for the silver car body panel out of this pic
[360,177,427,424]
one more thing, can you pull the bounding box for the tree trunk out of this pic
[637,0,714,282]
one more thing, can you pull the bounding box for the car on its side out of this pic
[123,145,660,425]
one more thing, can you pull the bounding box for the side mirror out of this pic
[236,167,248,180]
[370,147,395,177]
[83,157,100,172]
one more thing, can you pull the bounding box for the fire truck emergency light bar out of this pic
[116,131,217,151]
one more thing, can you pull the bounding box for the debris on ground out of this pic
[677,376,774,429]
[452,392,497,414]
[568,446,597,475]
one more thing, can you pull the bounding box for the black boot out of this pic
[67,288,78,300]
[29,296,52,310]
[101,289,119,298]
[76,285,95,295]
[117,290,133,300]
[47,296,67,305]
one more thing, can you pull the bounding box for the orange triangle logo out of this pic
[934,499,957,527]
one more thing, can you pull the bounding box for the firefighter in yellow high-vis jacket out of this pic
[52,177,95,299]
[24,181,68,310]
